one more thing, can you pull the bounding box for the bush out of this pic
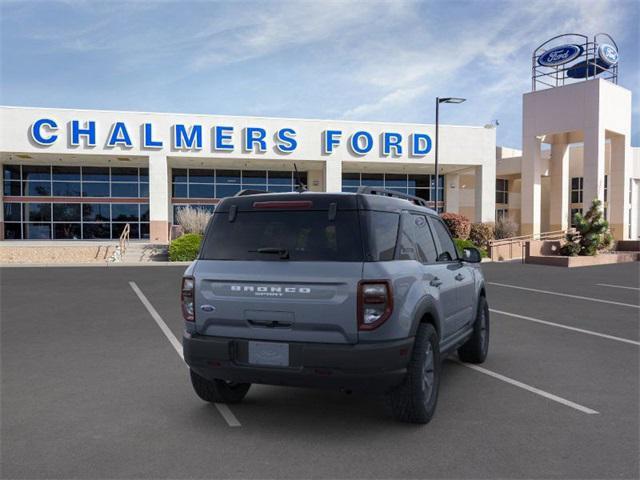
[453,238,488,258]
[469,222,495,249]
[169,233,202,261]
[176,206,213,235]
[494,217,518,239]
[560,199,613,256]
[440,213,471,240]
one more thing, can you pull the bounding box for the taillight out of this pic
[181,276,195,322]
[358,280,393,330]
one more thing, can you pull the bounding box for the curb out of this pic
[0,262,193,268]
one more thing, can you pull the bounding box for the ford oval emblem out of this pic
[598,44,618,67]
[200,305,215,312]
[538,44,583,67]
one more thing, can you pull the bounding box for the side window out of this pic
[367,211,399,261]
[429,217,458,262]
[397,214,418,261]
[412,214,438,263]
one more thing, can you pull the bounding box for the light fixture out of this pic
[438,97,466,104]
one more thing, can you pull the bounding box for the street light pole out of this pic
[434,96,466,212]
[435,97,440,212]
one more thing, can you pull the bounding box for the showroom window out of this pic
[3,165,149,198]
[341,173,445,211]
[170,168,307,224]
[171,168,306,200]
[4,202,149,240]
[2,164,149,240]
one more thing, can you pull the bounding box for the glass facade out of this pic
[3,164,149,240]
[170,168,308,224]
[4,202,149,240]
[342,173,445,211]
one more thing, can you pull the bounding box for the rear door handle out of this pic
[455,273,465,281]
[430,277,442,287]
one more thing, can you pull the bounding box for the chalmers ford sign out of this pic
[29,118,434,157]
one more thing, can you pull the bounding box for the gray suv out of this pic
[182,188,489,424]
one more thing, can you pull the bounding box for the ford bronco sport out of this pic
[182,187,489,424]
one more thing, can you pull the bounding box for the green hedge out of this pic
[169,233,202,261]
[454,238,488,258]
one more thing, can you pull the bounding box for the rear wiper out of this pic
[249,247,290,259]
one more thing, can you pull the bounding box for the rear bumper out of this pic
[183,333,414,393]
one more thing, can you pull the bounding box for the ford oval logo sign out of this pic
[598,44,618,67]
[538,44,583,67]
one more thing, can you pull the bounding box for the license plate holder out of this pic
[248,341,290,367]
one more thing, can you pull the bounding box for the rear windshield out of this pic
[200,210,364,261]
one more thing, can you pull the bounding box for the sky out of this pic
[1,0,638,148]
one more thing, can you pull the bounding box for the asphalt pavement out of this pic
[1,261,638,479]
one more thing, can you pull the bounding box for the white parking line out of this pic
[489,282,640,309]
[129,281,241,427]
[490,309,640,346]
[596,283,640,291]
[457,362,599,415]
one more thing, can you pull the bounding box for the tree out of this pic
[560,199,613,256]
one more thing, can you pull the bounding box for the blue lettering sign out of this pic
[350,131,373,155]
[411,133,432,156]
[214,126,234,151]
[143,123,163,148]
[275,128,297,153]
[383,132,403,156]
[244,127,267,152]
[107,122,133,147]
[30,118,58,145]
[323,130,342,154]
[173,124,203,149]
[71,120,96,147]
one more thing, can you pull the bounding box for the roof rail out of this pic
[234,189,269,197]
[356,186,430,208]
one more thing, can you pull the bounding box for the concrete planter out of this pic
[525,252,639,267]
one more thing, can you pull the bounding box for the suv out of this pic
[182,188,489,424]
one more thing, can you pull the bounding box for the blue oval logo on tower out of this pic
[598,44,618,66]
[538,44,583,67]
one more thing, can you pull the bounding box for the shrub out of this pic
[169,233,202,261]
[176,206,213,235]
[469,222,495,249]
[494,217,518,239]
[440,213,471,240]
[453,238,488,258]
[560,199,613,256]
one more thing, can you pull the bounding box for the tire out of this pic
[189,369,251,404]
[387,323,441,424]
[457,295,490,364]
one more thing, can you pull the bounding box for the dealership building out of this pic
[0,34,638,244]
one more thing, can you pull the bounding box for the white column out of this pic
[306,169,324,192]
[582,126,606,211]
[549,137,570,231]
[148,153,169,244]
[474,163,495,223]
[521,135,542,236]
[324,160,342,192]
[445,173,459,214]
[609,134,631,240]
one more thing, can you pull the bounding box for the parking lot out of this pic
[1,261,638,479]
